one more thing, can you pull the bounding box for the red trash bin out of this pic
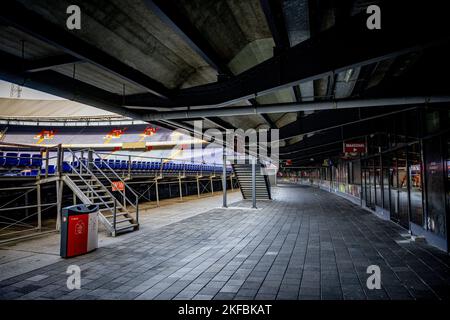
[60,204,99,258]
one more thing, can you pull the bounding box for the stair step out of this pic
[94,200,115,205]
[78,185,103,189]
[101,212,127,218]
[109,217,133,224]
[87,195,111,199]
[65,168,140,236]
[115,224,139,233]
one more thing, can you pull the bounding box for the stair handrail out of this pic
[89,150,139,218]
[64,162,118,235]
[66,151,120,214]
[69,162,118,215]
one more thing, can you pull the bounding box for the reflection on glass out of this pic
[382,168,390,210]
[409,143,423,226]
[424,136,446,237]
[397,153,409,228]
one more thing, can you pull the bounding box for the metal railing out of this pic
[90,149,139,225]
[92,150,230,178]
[66,149,125,233]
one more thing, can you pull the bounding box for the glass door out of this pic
[409,143,424,226]
[397,149,410,228]
[389,153,400,223]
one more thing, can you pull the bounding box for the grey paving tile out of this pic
[1,185,449,301]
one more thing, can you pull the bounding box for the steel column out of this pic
[222,149,227,208]
[155,178,160,206]
[197,176,200,198]
[178,177,183,201]
[37,182,41,231]
[252,159,257,209]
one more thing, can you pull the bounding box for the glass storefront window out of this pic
[397,150,410,228]
[389,154,400,223]
[382,154,392,211]
[374,157,382,208]
[409,143,424,226]
[424,135,446,237]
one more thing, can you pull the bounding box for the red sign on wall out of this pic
[111,181,125,191]
[343,142,366,153]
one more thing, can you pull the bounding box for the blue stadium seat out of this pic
[18,154,31,167]
[108,159,115,169]
[30,169,39,176]
[31,154,42,167]
[5,153,19,167]
[131,161,138,170]
[121,160,128,170]
[115,160,121,169]
[97,159,107,169]
[145,162,151,170]
[0,152,5,166]
[41,165,55,175]
[62,161,72,173]
[94,158,102,168]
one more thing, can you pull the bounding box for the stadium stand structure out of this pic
[0,124,237,242]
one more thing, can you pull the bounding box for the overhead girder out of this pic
[125,1,450,109]
[0,50,141,120]
[0,1,171,98]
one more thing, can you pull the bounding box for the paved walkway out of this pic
[0,185,449,300]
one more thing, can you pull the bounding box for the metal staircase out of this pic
[63,150,139,236]
[232,162,271,200]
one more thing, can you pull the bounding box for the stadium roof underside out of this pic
[1,0,450,163]
[0,97,122,119]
